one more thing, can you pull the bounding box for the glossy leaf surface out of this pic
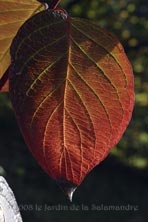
[0,0,43,89]
[9,9,134,195]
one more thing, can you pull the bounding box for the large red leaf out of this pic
[9,9,134,199]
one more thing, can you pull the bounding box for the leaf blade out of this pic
[9,10,134,187]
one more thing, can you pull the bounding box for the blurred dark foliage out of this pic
[0,0,148,221]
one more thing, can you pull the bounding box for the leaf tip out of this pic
[56,179,77,202]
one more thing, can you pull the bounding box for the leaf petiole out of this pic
[38,0,61,9]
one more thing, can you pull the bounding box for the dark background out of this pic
[0,0,148,221]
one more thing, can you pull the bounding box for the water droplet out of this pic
[66,187,76,202]
[56,179,77,202]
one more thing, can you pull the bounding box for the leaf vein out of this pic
[15,19,64,59]
[30,79,66,126]
[43,100,64,166]
[65,108,82,182]
[67,79,96,174]
[19,34,66,84]
[71,23,128,87]
[0,20,28,27]
[69,61,113,133]
[71,37,124,128]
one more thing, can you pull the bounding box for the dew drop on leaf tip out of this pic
[56,179,77,202]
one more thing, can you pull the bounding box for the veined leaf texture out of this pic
[0,0,43,83]
[3,2,135,200]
